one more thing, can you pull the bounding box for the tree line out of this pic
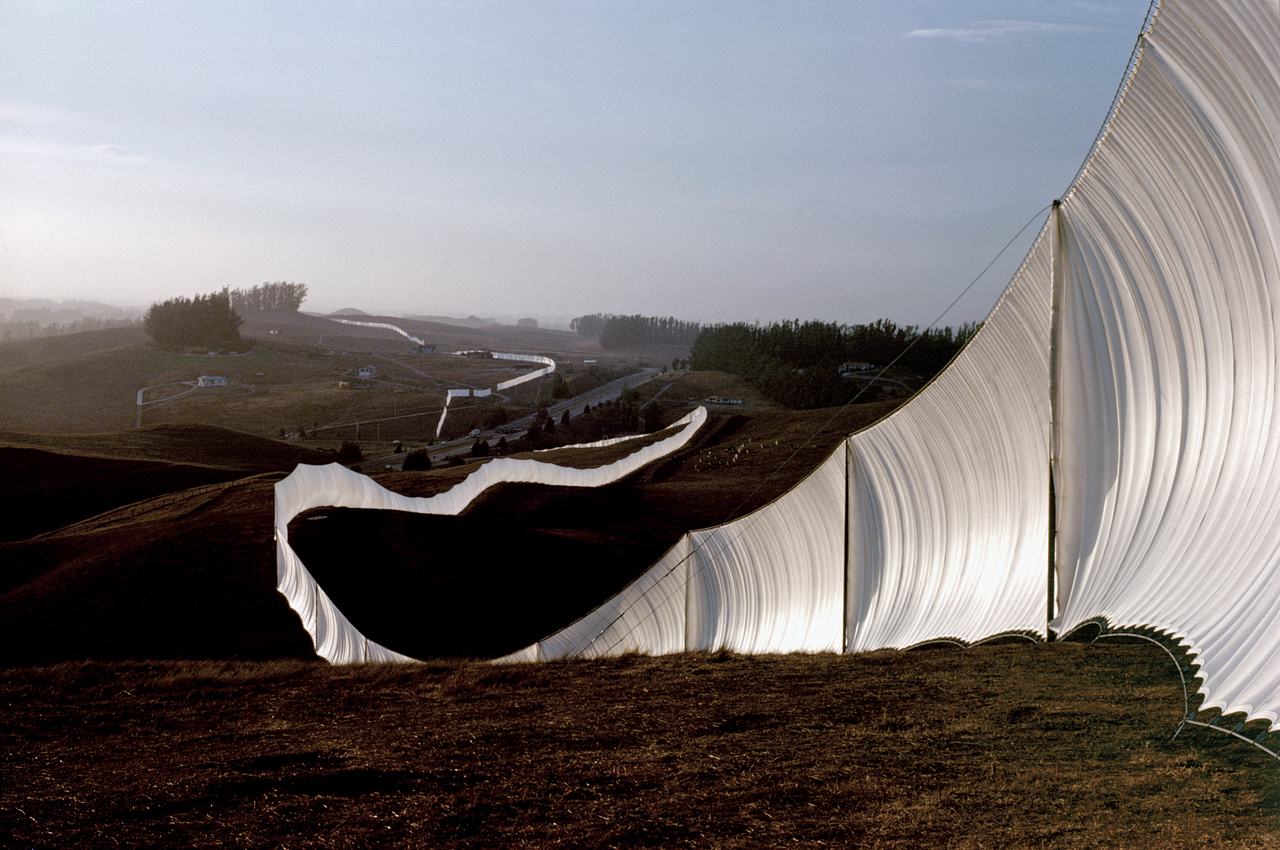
[227,281,308,313]
[689,318,980,409]
[571,314,703,350]
[143,290,244,349]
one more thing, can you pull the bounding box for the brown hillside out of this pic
[0,475,316,666]
[1,403,897,666]
[3,647,1277,849]
[0,424,336,540]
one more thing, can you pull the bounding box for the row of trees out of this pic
[227,281,308,313]
[571,313,703,350]
[689,319,979,409]
[143,291,244,349]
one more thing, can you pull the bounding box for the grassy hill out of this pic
[0,473,315,666]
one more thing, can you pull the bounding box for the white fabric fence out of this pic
[437,352,557,437]
[275,408,709,663]
[503,0,1280,729]
[278,0,1280,731]
[331,318,425,346]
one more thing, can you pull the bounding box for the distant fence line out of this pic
[329,318,426,347]
[436,352,556,438]
[317,318,556,440]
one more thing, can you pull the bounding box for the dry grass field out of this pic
[3,647,1278,849]
[2,319,1277,848]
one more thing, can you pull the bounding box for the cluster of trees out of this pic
[143,291,244,349]
[571,314,703,350]
[568,313,610,337]
[227,282,308,313]
[548,374,573,400]
[403,449,433,471]
[336,441,363,465]
[689,319,979,409]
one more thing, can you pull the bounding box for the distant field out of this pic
[0,312,665,437]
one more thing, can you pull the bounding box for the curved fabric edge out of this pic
[275,407,708,663]
[496,445,849,662]
[845,219,1052,652]
[1051,0,1280,727]
[504,242,1052,661]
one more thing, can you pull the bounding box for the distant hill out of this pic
[403,314,497,328]
[1,296,143,326]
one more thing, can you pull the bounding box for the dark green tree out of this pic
[227,281,308,313]
[336,441,363,465]
[550,374,572,399]
[403,449,433,471]
[143,289,244,349]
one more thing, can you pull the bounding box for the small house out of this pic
[198,375,227,388]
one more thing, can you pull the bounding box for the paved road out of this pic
[358,368,662,471]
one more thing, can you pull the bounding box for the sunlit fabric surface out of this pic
[506,0,1280,727]
[275,407,708,663]
[1051,0,1280,724]
[845,230,1052,653]
[279,0,1280,729]
[497,230,1052,664]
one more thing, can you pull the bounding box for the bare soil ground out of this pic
[3,645,1278,849]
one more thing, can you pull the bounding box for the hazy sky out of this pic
[2,1,1152,327]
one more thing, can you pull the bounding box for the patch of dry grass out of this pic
[2,645,1277,849]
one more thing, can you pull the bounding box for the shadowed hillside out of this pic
[0,424,337,540]
[0,475,316,666]
[1,404,896,666]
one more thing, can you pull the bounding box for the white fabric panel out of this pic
[331,318,426,346]
[845,229,1052,651]
[527,239,1051,659]
[492,354,556,390]
[503,536,693,661]
[684,445,846,654]
[435,352,546,437]
[276,1,1280,732]
[523,230,1051,662]
[275,534,415,663]
[276,407,708,663]
[322,331,555,438]
[1053,0,1280,724]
